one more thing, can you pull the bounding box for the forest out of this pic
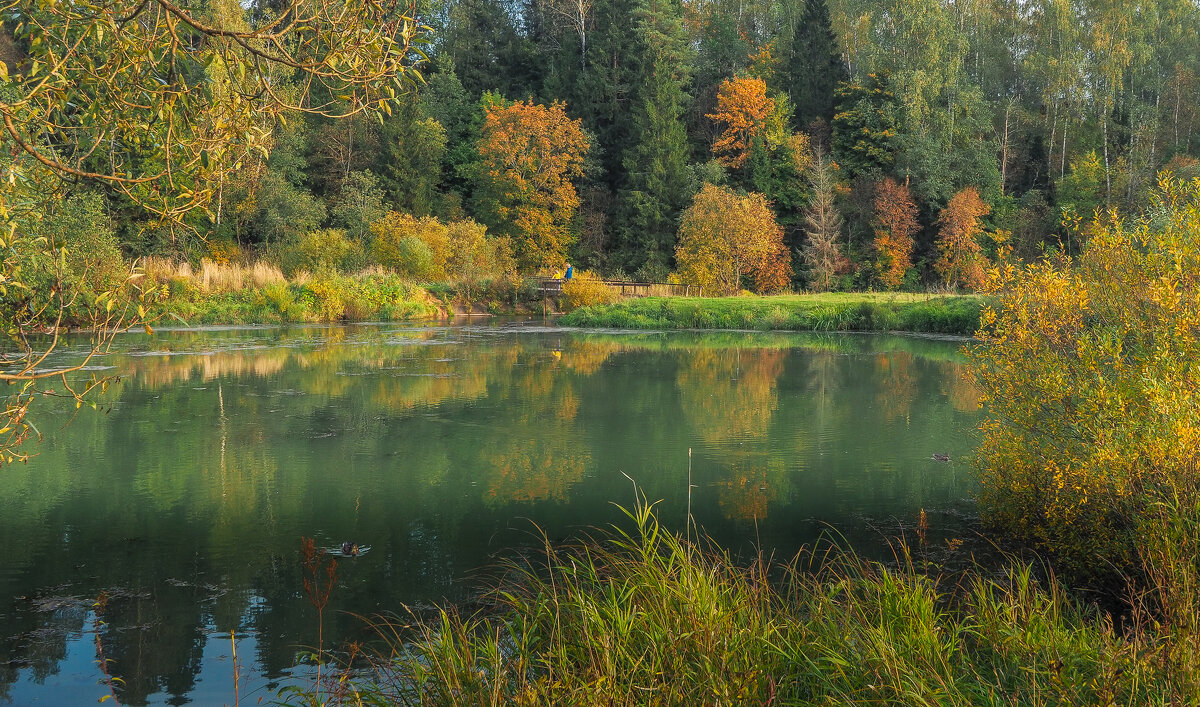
[6,0,1200,702]
[5,0,1200,298]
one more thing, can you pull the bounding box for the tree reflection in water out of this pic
[0,325,981,705]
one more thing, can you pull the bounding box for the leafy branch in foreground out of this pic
[0,0,430,462]
[0,228,162,463]
[0,0,430,220]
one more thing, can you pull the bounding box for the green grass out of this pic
[324,502,1193,706]
[560,293,987,335]
[154,271,441,325]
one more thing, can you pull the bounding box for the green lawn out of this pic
[560,292,986,335]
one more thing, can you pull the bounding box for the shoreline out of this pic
[560,293,986,336]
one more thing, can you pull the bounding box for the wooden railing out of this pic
[535,278,701,298]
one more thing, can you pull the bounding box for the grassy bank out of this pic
[560,293,986,335]
[144,259,443,325]
[322,504,1193,705]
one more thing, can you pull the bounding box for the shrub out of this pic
[286,228,364,274]
[371,212,513,286]
[330,170,387,242]
[371,212,447,277]
[444,220,515,295]
[252,172,326,244]
[561,270,618,310]
[392,236,436,279]
[205,238,242,265]
[262,282,296,317]
[970,176,1200,597]
[39,193,126,297]
[303,276,345,320]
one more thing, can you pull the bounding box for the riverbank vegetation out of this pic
[5,0,1200,701]
[328,504,1194,705]
[562,293,984,335]
[972,176,1200,600]
[9,0,1200,334]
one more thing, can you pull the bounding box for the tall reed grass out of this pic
[338,501,1188,706]
[140,257,440,324]
[142,256,286,294]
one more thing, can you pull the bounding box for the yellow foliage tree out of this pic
[675,184,790,296]
[474,99,590,271]
[873,178,919,290]
[370,212,512,286]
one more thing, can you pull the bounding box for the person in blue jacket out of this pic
[564,263,573,280]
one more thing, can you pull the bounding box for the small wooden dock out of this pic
[536,278,700,298]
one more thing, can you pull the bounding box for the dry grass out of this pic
[141,256,286,293]
[141,255,192,283]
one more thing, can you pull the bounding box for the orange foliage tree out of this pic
[873,178,920,290]
[934,187,991,290]
[707,77,774,169]
[675,184,791,295]
[475,98,590,271]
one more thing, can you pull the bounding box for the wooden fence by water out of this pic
[536,278,701,297]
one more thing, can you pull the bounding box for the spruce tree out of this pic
[776,0,845,129]
[543,0,642,189]
[614,0,694,272]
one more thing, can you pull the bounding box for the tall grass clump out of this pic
[143,257,438,324]
[340,501,1181,706]
[198,258,287,293]
[367,502,787,705]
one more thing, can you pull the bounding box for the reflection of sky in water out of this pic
[1,321,982,705]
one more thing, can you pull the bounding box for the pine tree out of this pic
[438,0,543,99]
[543,0,642,188]
[831,73,898,180]
[378,96,447,217]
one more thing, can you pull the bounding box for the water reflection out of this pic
[0,325,981,704]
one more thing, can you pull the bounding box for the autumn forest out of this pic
[6,0,1200,295]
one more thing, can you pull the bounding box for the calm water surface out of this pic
[0,321,983,704]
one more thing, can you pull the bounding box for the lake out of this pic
[0,320,982,704]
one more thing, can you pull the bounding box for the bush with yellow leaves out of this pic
[561,270,618,310]
[971,175,1200,601]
